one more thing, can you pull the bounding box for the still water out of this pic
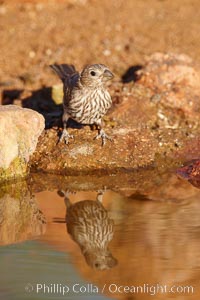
[0,170,200,300]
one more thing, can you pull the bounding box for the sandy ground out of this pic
[1,0,200,92]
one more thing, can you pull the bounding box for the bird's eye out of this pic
[90,71,96,76]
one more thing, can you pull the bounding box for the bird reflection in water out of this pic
[58,190,118,270]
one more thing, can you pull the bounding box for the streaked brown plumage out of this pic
[50,63,114,146]
[58,190,117,270]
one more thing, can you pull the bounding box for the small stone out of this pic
[29,51,36,58]
[51,84,63,105]
[0,6,7,15]
[115,44,122,51]
[103,49,111,56]
[35,3,44,11]
[45,48,52,56]
[176,160,200,188]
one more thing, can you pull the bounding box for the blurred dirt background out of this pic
[1,0,200,90]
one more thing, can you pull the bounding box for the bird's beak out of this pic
[103,69,114,79]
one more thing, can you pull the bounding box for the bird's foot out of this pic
[94,129,113,146]
[58,129,74,144]
[57,189,76,198]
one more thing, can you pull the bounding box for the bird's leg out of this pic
[59,111,74,144]
[57,190,72,208]
[94,121,113,146]
[96,187,106,203]
[57,189,76,208]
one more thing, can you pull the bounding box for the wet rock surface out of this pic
[28,163,195,199]
[0,105,44,181]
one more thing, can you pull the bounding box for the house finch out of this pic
[58,190,117,270]
[50,63,114,146]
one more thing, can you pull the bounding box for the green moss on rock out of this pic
[0,157,28,183]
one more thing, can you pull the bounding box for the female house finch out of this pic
[50,64,114,146]
[58,190,117,270]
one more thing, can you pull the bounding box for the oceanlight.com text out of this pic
[25,282,194,296]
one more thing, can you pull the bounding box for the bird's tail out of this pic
[50,64,76,82]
